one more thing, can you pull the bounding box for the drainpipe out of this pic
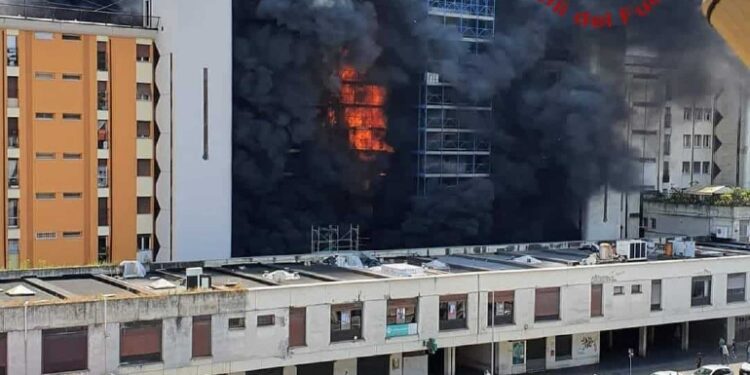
[102,294,115,374]
[23,301,28,375]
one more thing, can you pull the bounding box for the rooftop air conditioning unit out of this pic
[672,239,696,258]
[186,267,203,290]
[616,240,648,262]
[120,261,147,279]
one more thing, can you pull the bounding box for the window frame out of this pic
[651,280,662,311]
[42,326,88,374]
[289,307,307,348]
[488,291,514,326]
[727,273,746,303]
[554,335,573,361]
[590,284,603,317]
[119,320,162,365]
[691,276,712,307]
[257,314,276,327]
[534,287,560,322]
[228,317,246,330]
[439,294,468,331]
[614,286,624,296]
[330,302,364,342]
[191,315,211,358]
[631,284,642,294]
[386,298,418,337]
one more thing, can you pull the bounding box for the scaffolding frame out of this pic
[417,0,496,196]
[310,225,361,253]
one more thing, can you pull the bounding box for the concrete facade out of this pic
[4,251,750,374]
[643,200,750,241]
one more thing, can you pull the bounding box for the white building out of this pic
[2,239,750,375]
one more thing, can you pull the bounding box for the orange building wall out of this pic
[703,0,750,68]
[0,29,151,268]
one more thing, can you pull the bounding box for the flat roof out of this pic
[0,238,746,304]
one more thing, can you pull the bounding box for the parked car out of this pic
[740,362,750,375]
[695,365,733,375]
[650,371,678,375]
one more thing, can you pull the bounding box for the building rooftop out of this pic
[0,238,746,307]
[0,2,159,29]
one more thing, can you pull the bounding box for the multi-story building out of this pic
[0,8,157,267]
[416,0,494,195]
[0,239,749,374]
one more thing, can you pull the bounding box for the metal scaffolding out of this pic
[417,0,495,195]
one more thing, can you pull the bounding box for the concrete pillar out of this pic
[8,330,42,375]
[334,358,357,375]
[728,317,737,345]
[638,327,648,357]
[648,326,656,345]
[607,331,614,349]
[389,353,403,375]
[444,347,456,375]
[682,322,690,351]
[284,366,298,375]
[162,317,192,368]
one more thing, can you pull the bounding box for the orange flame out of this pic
[334,65,393,154]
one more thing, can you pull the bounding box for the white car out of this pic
[650,371,678,375]
[695,365,733,375]
[740,362,750,375]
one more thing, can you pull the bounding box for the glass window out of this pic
[7,76,17,101]
[137,197,151,214]
[331,303,363,342]
[8,159,18,188]
[632,284,642,294]
[387,298,418,337]
[705,108,712,121]
[34,32,53,40]
[693,162,701,174]
[694,108,703,119]
[98,81,108,110]
[98,198,108,226]
[7,240,19,269]
[137,234,151,251]
[703,162,710,175]
[137,83,151,101]
[683,135,691,148]
[257,315,275,327]
[534,287,560,321]
[684,108,692,120]
[591,285,603,317]
[704,135,711,148]
[228,317,245,330]
[61,34,81,41]
[137,44,151,62]
[7,199,18,228]
[8,118,18,148]
[439,295,467,330]
[663,134,671,155]
[137,121,151,138]
[651,280,662,311]
[120,320,162,364]
[555,335,572,361]
[691,276,712,307]
[7,35,18,66]
[191,315,211,358]
[662,161,670,183]
[614,286,624,295]
[42,327,87,374]
[137,160,151,177]
[664,107,671,128]
[97,41,107,71]
[728,273,746,303]
[694,135,701,148]
[488,291,514,326]
[289,307,306,347]
[682,162,690,174]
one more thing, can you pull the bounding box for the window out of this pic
[63,153,82,160]
[35,32,53,40]
[63,192,82,200]
[387,298,418,337]
[62,231,82,239]
[694,135,702,148]
[137,83,151,101]
[663,134,671,155]
[8,118,18,148]
[728,273,746,303]
[704,135,711,148]
[614,286,624,295]
[36,113,54,120]
[35,72,54,80]
[683,135,691,148]
[137,234,151,251]
[97,41,107,71]
[684,107,692,120]
[35,192,55,200]
[534,287,560,321]
[97,81,108,111]
[120,320,162,364]
[7,240,19,269]
[649,219,655,229]
[7,77,18,103]
[555,335,572,361]
[277,308,303,351]
[137,121,151,138]
[694,108,703,119]
[651,280,662,311]
[7,199,18,228]
[591,284,603,317]
[62,113,81,120]
[137,44,151,62]
[36,232,57,240]
[97,236,109,263]
[192,315,211,358]
[331,303,363,341]
[703,162,710,175]
[98,198,108,226]
[42,327,87,374]
[62,73,81,81]
[693,161,701,174]
[257,314,275,327]
[98,160,108,188]
[705,108,712,121]
[664,107,671,128]
[488,291,514,326]
[682,162,690,174]
[228,317,245,330]
[36,152,55,160]
[632,284,643,294]
[137,160,152,177]
[137,197,151,215]
[691,276,712,307]
[98,120,108,149]
[7,35,18,66]
[61,34,81,41]
[439,295,467,330]
[8,159,18,188]
[662,162,670,183]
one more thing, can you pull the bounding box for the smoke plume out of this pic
[227,0,744,255]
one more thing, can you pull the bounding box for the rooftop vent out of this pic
[422,260,450,271]
[148,278,176,290]
[120,261,147,279]
[6,284,35,296]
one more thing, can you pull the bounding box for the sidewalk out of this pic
[542,348,749,375]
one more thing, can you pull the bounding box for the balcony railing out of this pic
[0,3,160,29]
[8,177,18,188]
[8,136,18,148]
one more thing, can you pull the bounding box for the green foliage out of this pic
[645,188,750,207]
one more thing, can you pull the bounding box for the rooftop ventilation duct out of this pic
[6,284,36,296]
[120,261,147,279]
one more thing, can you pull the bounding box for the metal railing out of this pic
[428,0,495,17]
[0,2,160,29]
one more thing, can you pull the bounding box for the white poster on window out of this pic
[341,311,351,330]
[396,307,406,324]
[448,302,457,320]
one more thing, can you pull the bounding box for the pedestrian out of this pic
[732,341,738,359]
[722,344,730,364]
[720,337,726,357]
[696,352,703,369]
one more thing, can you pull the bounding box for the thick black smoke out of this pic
[232,0,743,255]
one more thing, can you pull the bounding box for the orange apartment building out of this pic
[0,21,156,268]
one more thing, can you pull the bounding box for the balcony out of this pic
[97,169,108,188]
[0,3,160,29]
[8,177,19,189]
